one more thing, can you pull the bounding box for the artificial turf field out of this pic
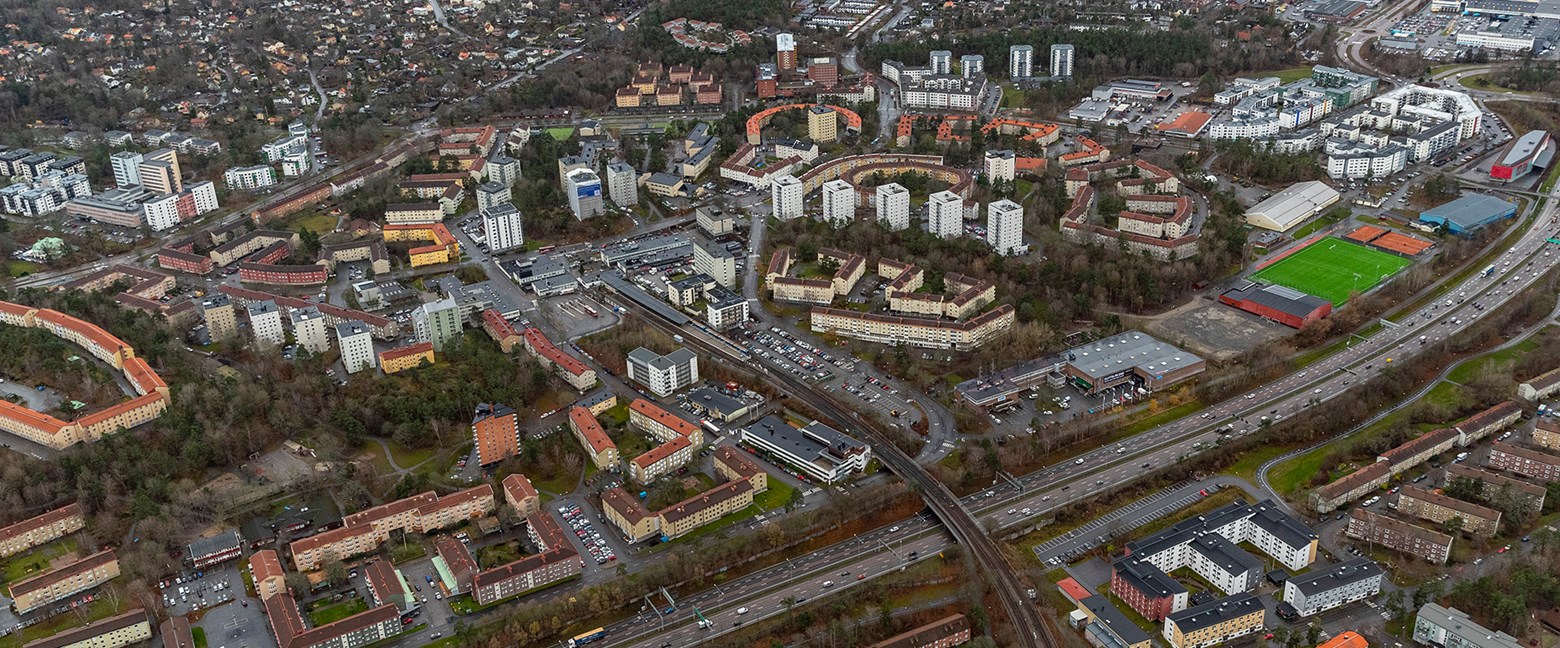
[1249,238,1413,305]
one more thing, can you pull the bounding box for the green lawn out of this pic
[1292,209,1347,239]
[1460,74,1528,95]
[1446,333,1545,383]
[2,538,79,584]
[1224,444,1294,480]
[291,211,338,235]
[1251,238,1414,305]
[754,479,796,511]
[192,627,208,648]
[546,127,575,140]
[386,441,435,470]
[1119,401,1205,436]
[309,597,369,626]
[5,260,40,277]
[1271,66,1315,83]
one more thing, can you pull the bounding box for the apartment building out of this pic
[926,190,965,239]
[249,549,287,601]
[1443,464,1546,512]
[1345,509,1453,564]
[480,203,525,252]
[225,165,277,191]
[264,592,400,648]
[290,307,331,354]
[1163,594,1266,648]
[630,436,694,484]
[23,609,150,648]
[1282,557,1383,617]
[984,149,1017,183]
[714,446,769,492]
[412,298,462,352]
[821,179,856,226]
[1111,556,1189,621]
[809,305,1016,351]
[378,343,435,374]
[247,300,285,348]
[0,503,85,558]
[384,203,442,225]
[200,294,238,341]
[289,486,495,571]
[565,168,605,220]
[601,488,659,543]
[9,550,121,614]
[986,199,1025,256]
[433,537,478,595]
[520,328,598,392]
[696,206,734,236]
[471,513,581,605]
[629,399,703,446]
[1536,417,1560,451]
[335,321,377,375]
[605,162,638,208]
[472,403,520,466]
[1395,487,1501,536]
[874,183,910,231]
[568,406,620,469]
[1414,604,1522,648]
[771,174,804,220]
[626,348,700,397]
[866,614,970,648]
[502,473,540,516]
[1489,441,1560,482]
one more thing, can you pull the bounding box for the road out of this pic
[596,152,1560,647]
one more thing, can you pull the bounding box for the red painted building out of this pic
[238,263,328,286]
[1110,558,1187,621]
[1219,282,1332,329]
[157,248,213,275]
[1490,130,1554,183]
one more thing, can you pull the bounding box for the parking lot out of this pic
[558,501,618,566]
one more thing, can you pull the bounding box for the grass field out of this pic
[1271,66,1315,84]
[1250,238,1413,305]
[546,127,575,140]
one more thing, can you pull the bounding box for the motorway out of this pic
[594,151,1560,648]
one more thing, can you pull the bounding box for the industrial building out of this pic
[1219,282,1334,326]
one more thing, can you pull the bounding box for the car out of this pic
[889,526,900,533]
[1075,458,1085,465]
[737,607,749,615]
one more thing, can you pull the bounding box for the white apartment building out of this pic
[1282,558,1382,617]
[142,194,182,232]
[929,50,952,75]
[476,182,511,211]
[1050,44,1075,78]
[290,306,331,354]
[960,54,984,78]
[984,149,1016,184]
[874,183,910,231]
[626,347,699,397]
[606,162,638,207]
[481,203,525,252]
[336,320,377,374]
[486,155,523,187]
[821,179,856,226]
[247,300,285,348]
[110,151,142,188]
[187,181,219,215]
[986,199,1024,256]
[564,168,605,219]
[694,238,737,288]
[772,174,804,220]
[224,165,277,191]
[927,191,964,239]
[1009,45,1034,79]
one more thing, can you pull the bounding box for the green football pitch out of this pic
[1249,238,1413,305]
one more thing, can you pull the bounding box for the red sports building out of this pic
[1219,282,1332,329]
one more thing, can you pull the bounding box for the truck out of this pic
[1482,264,1496,278]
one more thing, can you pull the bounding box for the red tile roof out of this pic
[631,435,692,470]
[629,399,698,438]
[522,328,591,377]
[568,406,615,454]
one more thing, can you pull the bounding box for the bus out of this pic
[568,628,606,647]
[538,245,557,255]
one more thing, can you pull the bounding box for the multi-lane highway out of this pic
[597,166,1560,648]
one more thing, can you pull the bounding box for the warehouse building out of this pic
[1244,181,1341,232]
[1219,282,1334,327]
[1418,194,1518,235]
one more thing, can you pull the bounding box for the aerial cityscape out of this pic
[4,0,1560,647]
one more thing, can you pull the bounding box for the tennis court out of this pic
[1249,238,1414,305]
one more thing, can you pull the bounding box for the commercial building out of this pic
[1395,487,1501,536]
[1414,604,1522,648]
[1418,194,1518,235]
[9,549,120,613]
[1074,596,1154,648]
[626,347,700,397]
[290,307,331,354]
[472,403,520,466]
[247,300,285,348]
[986,199,1024,256]
[23,609,150,648]
[606,162,638,207]
[1345,509,1453,564]
[1050,44,1075,78]
[1282,558,1383,617]
[0,504,84,558]
[740,415,870,483]
[874,183,910,231]
[412,298,462,352]
[480,203,525,252]
[1219,282,1333,327]
[336,321,377,374]
[1244,181,1341,232]
[866,614,970,648]
[927,190,965,238]
[565,168,605,219]
[1490,130,1555,182]
[772,174,805,220]
[1489,441,1560,482]
[568,406,619,469]
[200,294,238,341]
[1010,45,1034,79]
[186,529,244,569]
[378,343,436,374]
[1162,593,1265,648]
